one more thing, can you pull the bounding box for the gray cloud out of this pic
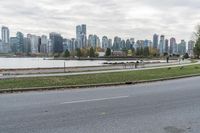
[0,0,200,42]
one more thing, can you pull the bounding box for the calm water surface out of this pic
[0,58,165,69]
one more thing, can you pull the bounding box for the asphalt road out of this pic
[1,77,200,133]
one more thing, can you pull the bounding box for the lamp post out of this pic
[64,61,66,72]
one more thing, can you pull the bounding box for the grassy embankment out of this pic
[0,64,200,90]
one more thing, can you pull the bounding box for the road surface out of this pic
[0,77,200,133]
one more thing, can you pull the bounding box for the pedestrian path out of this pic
[0,60,198,79]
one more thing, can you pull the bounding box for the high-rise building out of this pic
[40,35,48,53]
[188,40,195,57]
[63,39,68,52]
[170,37,177,55]
[63,39,74,52]
[76,25,82,48]
[76,24,87,48]
[88,35,93,48]
[16,32,24,53]
[1,26,10,52]
[88,34,100,48]
[71,38,78,50]
[97,36,100,48]
[135,40,145,49]
[76,25,81,39]
[68,38,75,52]
[49,32,63,53]
[125,39,132,49]
[10,32,24,53]
[120,40,126,49]
[23,37,31,54]
[47,39,53,54]
[159,35,165,54]
[102,36,109,50]
[144,40,152,48]
[113,36,121,51]
[81,24,87,35]
[130,38,135,49]
[178,40,186,55]
[1,26,10,44]
[149,40,153,48]
[108,39,112,49]
[153,34,159,49]
[10,37,18,53]
[164,39,169,54]
[27,34,40,54]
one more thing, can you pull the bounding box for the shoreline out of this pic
[0,56,179,60]
[0,61,174,72]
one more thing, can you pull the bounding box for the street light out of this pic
[64,61,66,72]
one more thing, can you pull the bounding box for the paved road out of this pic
[1,77,200,133]
[0,60,194,79]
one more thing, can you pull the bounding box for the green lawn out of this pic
[1,64,200,90]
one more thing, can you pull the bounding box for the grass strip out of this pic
[0,64,200,90]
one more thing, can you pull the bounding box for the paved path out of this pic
[0,60,197,79]
[0,77,200,133]
[0,60,180,75]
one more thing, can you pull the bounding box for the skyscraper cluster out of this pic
[153,34,194,56]
[0,25,195,56]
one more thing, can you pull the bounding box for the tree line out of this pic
[62,47,98,58]
[105,47,159,57]
[61,46,159,58]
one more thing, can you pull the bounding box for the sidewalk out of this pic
[0,60,189,75]
[0,60,196,79]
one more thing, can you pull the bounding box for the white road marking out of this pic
[60,95,129,105]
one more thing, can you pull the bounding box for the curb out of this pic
[1,74,200,94]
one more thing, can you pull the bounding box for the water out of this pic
[0,58,166,69]
[0,58,106,69]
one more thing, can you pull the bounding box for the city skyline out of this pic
[0,24,193,57]
[0,0,200,42]
[0,24,194,44]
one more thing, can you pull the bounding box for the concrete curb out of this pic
[1,73,200,94]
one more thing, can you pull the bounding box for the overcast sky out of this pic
[0,0,200,42]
